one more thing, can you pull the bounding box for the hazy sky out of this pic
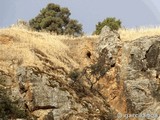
[1,0,160,34]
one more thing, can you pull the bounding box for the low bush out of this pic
[68,69,80,81]
[93,17,121,35]
[0,87,28,119]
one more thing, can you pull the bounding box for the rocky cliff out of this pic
[0,26,160,120]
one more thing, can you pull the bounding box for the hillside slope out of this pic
[1,26,160,120]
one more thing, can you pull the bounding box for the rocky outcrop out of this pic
[121,37,160,120]
[1,26,160,120]
[16,66,88,119]
[0,65,116,119]
[98,26,122,66]
[97,26,160,120]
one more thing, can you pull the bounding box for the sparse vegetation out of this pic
[0,75,28,119]
[93,17,121,35]
[69,48,108,90]
[29,3,83,36]
[68,69,80,81]
[0,87,28,119]
[3,2,160,119]
[119,26,160,41]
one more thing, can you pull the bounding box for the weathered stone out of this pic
[97,26,122,65]
[97,27,160,119]
[16,67,90,119]
[3,26,160,119]
[119,36,160,118]
[0,70,13,86]
[124,79,155,113]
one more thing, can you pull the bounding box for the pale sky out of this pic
[1,0,160,34]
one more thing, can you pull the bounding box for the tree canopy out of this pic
[29,3,83,36]
[93,17,121,35]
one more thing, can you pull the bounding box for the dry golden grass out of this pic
[119,26,160,41]
[0,26,82,72]
[1,25,160,73]
[0,26,99,73]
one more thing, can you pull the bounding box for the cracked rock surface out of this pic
[1,26,160,120]
[119,36,160,120]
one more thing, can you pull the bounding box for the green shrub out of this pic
[0,87,28,119]
[93,17,121,35]
[29,3,83,36]
[68,69,80,81]
[90,62,108,79]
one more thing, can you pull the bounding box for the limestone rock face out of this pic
[1,26,160,120]
[97,27,160,120]
[16,66,88,119]
[98,26,122,64]
[9,65,114,120]
[121,37,160,119]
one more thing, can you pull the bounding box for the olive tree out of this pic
[29,3,83,36]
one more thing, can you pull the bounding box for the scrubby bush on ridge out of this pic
[29,3,83,36]
[93,17,121,35]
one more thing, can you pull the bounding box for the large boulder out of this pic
[16,66,116,120]
[121,37,160,119]
[97,27,160,120]
[97,26,122,65]
[16,66,86,119]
